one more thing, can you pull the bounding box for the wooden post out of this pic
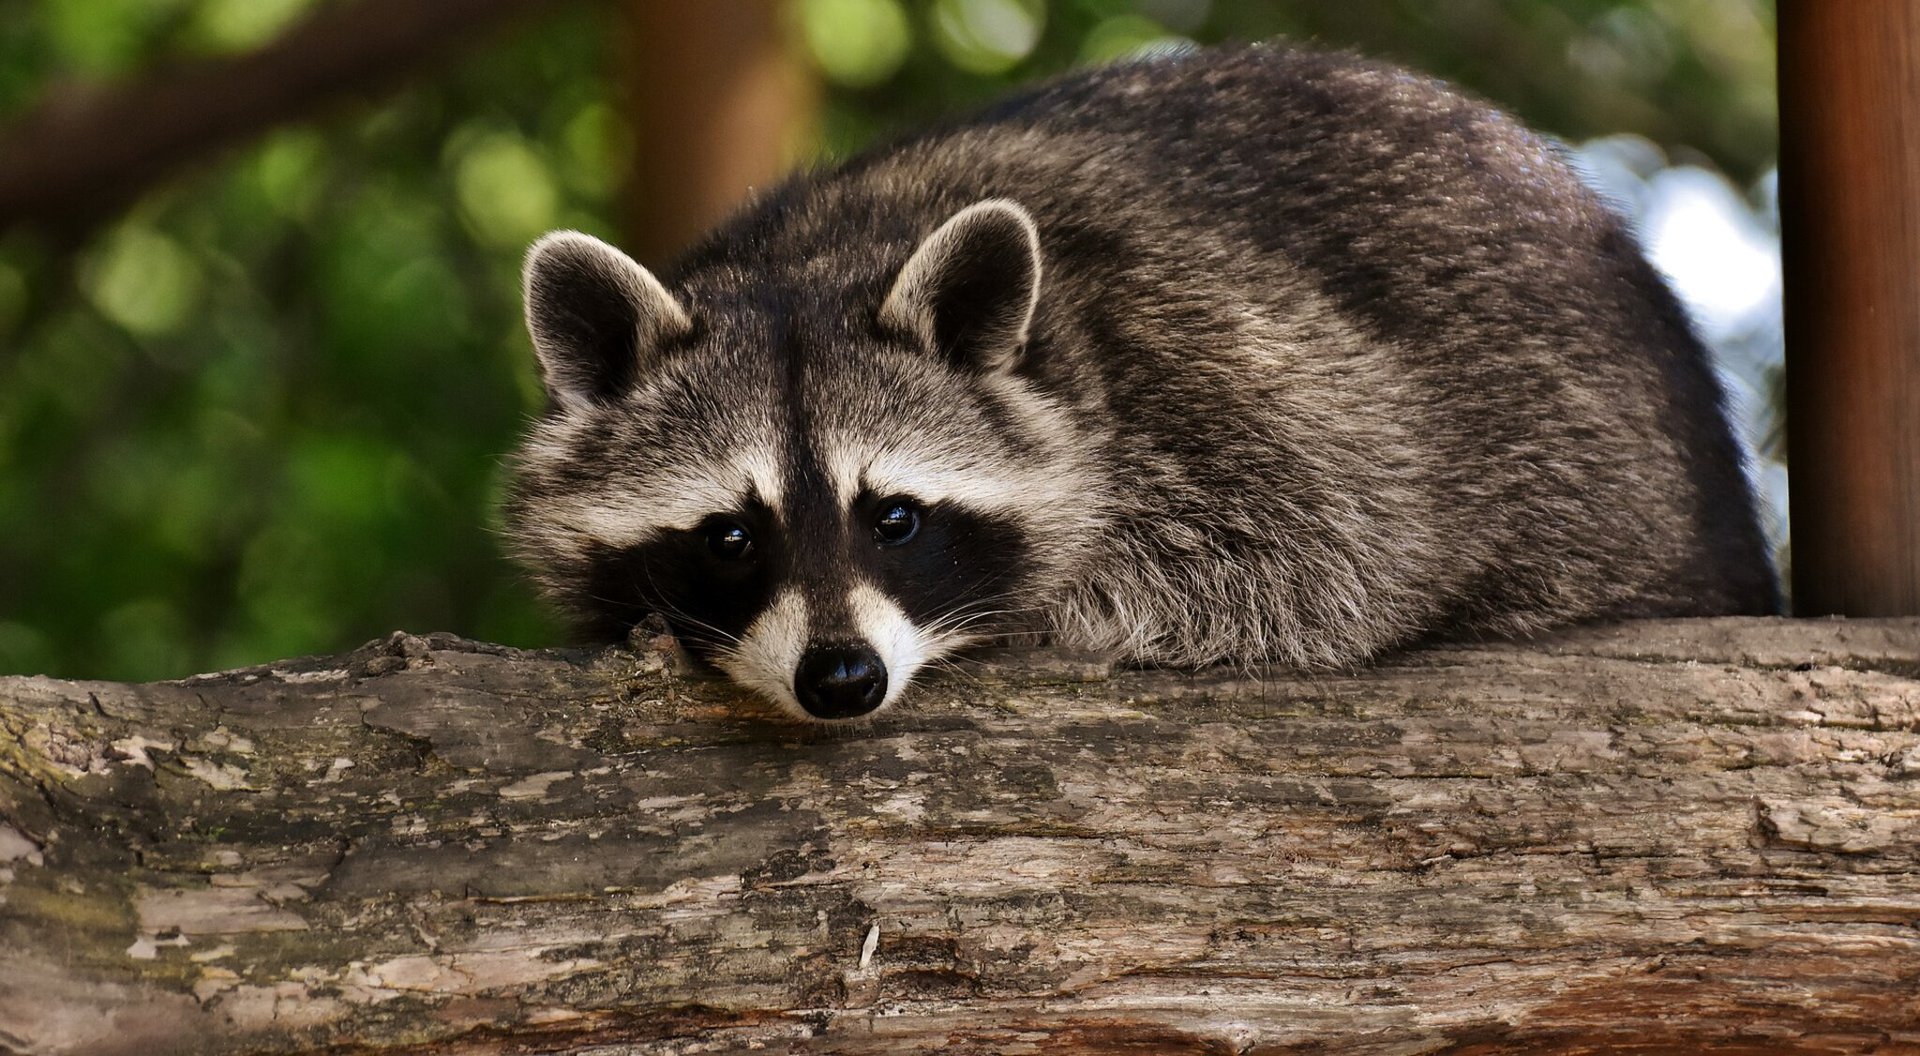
[1780,2,1920,615]
[617,0,818,270]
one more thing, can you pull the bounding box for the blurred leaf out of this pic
[802,0,914,88]
[85,224,206,338]
[10,313,134,419]
[931,0,1045,74]
[252,128,330,220]
[452,130,560,247]
[1079,14,1178,64]
[185,0,317,54]
[559,102,631,198]
[42,0,183,75]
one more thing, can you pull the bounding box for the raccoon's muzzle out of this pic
[794,643,888,719]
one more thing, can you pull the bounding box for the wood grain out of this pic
[1,618,1917,1054]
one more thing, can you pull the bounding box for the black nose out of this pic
[794,644,888,719]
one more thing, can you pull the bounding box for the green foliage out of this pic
[802,0,915,87]
[0,8,609,678]
[0,1,1775,680]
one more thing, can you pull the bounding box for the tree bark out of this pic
[2,618,1917,1055]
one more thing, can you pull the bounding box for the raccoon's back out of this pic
[985,50,1766,608]
[682,45,1779,663]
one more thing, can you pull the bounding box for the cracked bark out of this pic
[1,617,1917,1055]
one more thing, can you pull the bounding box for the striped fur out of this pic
[504,44,1777,718]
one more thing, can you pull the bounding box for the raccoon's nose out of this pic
[794,644,888,719]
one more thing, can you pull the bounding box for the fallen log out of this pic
[1,618,1917,1055]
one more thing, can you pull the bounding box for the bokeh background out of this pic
[0,0,1781,681]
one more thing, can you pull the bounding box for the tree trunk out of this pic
[2,618,1917,1055]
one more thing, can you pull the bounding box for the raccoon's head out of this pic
[505,200,1101,721]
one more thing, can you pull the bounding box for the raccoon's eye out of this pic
[874,500,921,546]
[705,520,754,560]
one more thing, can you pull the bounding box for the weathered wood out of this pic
[1,618,1917,1055]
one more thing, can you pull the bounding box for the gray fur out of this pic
[504,44,1776,715]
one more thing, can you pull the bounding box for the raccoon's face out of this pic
[506,201,1099,721]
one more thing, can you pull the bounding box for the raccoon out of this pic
[504,44,1778,721]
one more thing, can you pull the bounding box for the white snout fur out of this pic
[849,582,932,711]
[714,589,809,718]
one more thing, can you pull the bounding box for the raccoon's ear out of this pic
[522,230,692,410]
[880,199,1041,374]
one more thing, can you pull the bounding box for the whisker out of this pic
[582,583,742,649]
[921,603,1045,641]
